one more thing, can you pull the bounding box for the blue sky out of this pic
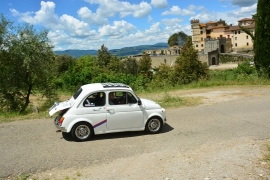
[0,0,257,50]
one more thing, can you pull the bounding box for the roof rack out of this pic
[101,83,130,88]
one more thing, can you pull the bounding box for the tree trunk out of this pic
[20,84,32,113]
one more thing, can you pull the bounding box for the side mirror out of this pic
[138,99,142,105]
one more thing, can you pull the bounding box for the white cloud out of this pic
[190,2,256,26]
[231,0,257,7]
[151,0,168,8]
[162,6,195,16]
[11,1,62,29]
[145,22,162,34]
[161,18,184,26]
[60,14,97,37]
[148,15,154,23]
[190,11,218,23]
[77,7,108,26]
[98,20,136,38]
[228,3,257,18]
[84,0,152,19]
[10,1,97,38]
[133,2,152,18]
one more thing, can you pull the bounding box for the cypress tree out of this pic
[254,0,270,77]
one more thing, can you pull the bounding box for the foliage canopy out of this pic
[168,31,189,47]
[0,15,56,113]
[254,0,270,77]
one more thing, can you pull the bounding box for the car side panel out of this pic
[144,109,166,124]
[63,106,108,133]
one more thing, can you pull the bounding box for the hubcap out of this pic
[75,125,90,139]
[148,119,160,132]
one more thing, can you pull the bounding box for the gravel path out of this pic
[0,86,270,180]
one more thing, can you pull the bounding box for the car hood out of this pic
[140,98,162,109]
[49,98,75,117]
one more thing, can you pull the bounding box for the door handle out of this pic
[93,108,100,111]
[107,109,115,114]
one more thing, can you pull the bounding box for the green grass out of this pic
[152,93,201,108]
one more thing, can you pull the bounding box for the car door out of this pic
[106,91,144,130]
[75,92,107,130]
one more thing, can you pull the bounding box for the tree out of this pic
[55,54,76,75]
[173,37,209,84]
[122,57,138,75]
[0,15,56,113]
[96,44,111,68]
[168,31,189,47]
[138,54,152,75]
[108,55,122,72]
[254,0,270,77]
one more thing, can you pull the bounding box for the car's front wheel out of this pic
[71,122,93,142]
[145,117,163,134]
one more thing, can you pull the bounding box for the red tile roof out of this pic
[238,18,255,22]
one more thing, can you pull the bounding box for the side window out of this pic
[127,92,137,104]
[108,91,128,105]
[83,92,105,107]
[108,91,138,105]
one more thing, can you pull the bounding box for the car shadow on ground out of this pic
[62,123,174,142]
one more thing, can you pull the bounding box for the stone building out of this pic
[144,45,180,56]
[204,37,232,54]
[224,18,255,51]
[191,17,255,53]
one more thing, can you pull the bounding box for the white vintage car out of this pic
[49,83,166,141]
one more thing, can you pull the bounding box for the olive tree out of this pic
[0,15,56,113]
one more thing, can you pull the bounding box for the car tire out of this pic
[71,122,93,142]
[145,117,163,134]
[62,132,71,139]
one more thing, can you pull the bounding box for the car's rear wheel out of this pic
[145,117,163,134]
[62,132,71,139]
[71,122,93,142]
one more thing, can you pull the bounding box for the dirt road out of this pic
[0,86,270,179]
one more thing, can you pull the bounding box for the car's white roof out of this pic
[80,83,132,92]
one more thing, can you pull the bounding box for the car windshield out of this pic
[73,88,82,99]
[132,92,140,100]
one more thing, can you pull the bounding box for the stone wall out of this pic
[134,51,253,68]
[134,54,211,68]
[133,55,178,68]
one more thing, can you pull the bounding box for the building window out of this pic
[238,31,240,34]
[200,31,203,34]
[196,44,198,47]
[235,37,237,40]
[246,35,249,39]
[201,37,203,41]
[201,44,204,47]
[235,43,237,47]
[247,43,249,46]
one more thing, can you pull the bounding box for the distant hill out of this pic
[54,42,168,58]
